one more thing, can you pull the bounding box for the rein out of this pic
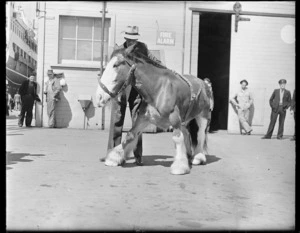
[98,59,136,98]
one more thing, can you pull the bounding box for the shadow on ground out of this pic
[122,154,221,168]
[6,151,45,170]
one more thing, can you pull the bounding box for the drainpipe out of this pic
[100,1,106,130]
[182,1,186,74]
[40,2,46,127]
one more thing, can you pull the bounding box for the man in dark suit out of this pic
[18,72,41,127]
[262,79,291,139]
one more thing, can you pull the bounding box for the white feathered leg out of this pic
[170,130,190,175]
[105,144,125,166]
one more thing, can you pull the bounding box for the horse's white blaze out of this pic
[96,56,119,107]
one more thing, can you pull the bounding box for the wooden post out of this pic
[101,1,107,130]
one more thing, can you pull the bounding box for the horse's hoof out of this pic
[105,145,125,166]
[192,153,206,165]
[170,160,190,175]
[104,159,119,166]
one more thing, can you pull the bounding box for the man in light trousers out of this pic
[44,69,62,128]
[230,79,253,135]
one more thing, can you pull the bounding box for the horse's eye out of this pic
[113,63,119,68]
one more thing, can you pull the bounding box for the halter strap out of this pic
[99,61,136,98]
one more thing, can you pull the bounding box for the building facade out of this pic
[35,1,295,135]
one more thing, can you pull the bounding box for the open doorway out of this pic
[197,13,231,131]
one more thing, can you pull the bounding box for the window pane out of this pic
[60,17,76,38]
[94,19,111,40]
[77,41,92,60]
[93,41,101,61]
[78,18,93,39]
[59,39,76,61]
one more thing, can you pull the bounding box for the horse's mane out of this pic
[111,42,168,70]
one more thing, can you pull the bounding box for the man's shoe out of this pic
[26,125,32,127]
[18,124,23,127]
[277,136,283,140]
[247,129,253,135]
[261,135,271,139]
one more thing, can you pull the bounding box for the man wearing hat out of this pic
[18,72,41,127]
[262,79,291,139]
[107,26,162,166]
[44,69,63,128]
[230,79,253,135]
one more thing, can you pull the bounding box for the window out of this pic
[58,16,111,63]
[24,52,27,60]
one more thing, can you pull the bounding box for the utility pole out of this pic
[100,1,107,130]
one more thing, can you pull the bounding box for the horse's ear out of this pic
[125,43,138,56]
[113,43,119,50]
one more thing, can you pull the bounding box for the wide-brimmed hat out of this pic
[240,79,248,86]
[122,26,140,40]
[278,79,287,84]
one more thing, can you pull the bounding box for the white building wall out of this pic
[36,1,186,129]
[228,15,295,135]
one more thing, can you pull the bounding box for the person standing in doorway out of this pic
[44,69,62,128]
[18,72,41,127]
[204,78,214,132]
[230,79,253,135]
[262,79,291,139]
[14,92,21,111]
[290,89,295,141]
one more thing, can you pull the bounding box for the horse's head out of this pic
[96,44,137,107]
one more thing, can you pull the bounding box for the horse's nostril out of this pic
[98,94,102,100]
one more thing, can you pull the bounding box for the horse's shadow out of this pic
[122,154,221,168]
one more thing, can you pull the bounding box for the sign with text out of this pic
[156,31,176,46]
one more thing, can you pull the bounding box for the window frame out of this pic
[58,15,111,64]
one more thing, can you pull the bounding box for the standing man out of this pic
[18,72,41,127]
[14,92,21,111]
[290,89,295,141]
[262,79,291,139]
[107,26,162,166]
[230,79,253,135]
[44,69,62,128]
[204,78,214,132]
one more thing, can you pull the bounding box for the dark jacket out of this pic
[269,89,291,112]
[19,80,41,102]
[290,90,296,112]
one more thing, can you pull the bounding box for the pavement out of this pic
[6,110,296,231]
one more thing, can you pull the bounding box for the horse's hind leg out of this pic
[169,106,190,175]
[192,114,208,165]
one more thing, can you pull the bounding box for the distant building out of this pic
[6,2,38,96]
[35,1,295,135]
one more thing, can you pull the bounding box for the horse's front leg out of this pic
[105,107,149,167]
[169,106,190,175]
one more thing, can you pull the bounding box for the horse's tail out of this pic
[187,118,199,153]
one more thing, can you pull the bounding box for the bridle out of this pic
[98,58,136,98]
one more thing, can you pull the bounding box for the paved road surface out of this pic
[6,114,295,230]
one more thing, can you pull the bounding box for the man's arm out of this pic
[269,90,276,108]
[230,92,239,106]
[248,91,254,106]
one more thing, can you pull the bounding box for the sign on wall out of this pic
[156,31,176,46]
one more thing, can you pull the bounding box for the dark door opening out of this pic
[197,13,231,131]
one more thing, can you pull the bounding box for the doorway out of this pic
[197,13,231,131]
